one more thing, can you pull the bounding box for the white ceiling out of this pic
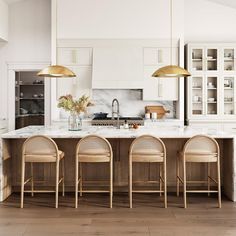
[206,0,236,9]
[3,0,236,9]
[4,0,24,4]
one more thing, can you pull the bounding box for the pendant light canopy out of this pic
[37,65,76,78]
[152,0,190,78]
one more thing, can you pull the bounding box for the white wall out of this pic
[0,0,8,41]
[0,0,51,120]
[185,0,236,42]
[57,0,184,39]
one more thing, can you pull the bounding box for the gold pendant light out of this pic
[37,0,76,78]
[37,65,76,78]
[152,0,190,78]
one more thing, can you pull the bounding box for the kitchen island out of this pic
[0,125,235,202]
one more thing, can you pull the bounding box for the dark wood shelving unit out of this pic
[15,71,45,129]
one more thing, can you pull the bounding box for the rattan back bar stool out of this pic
[176,135,221,208]
[129,135,167,208]
[21,135,65,208]
[75,135,113,208]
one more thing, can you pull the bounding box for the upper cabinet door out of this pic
[142,66,178,101]
[57,48,93,66]
[143,47,179,101]
[222,47,236,73]
[205,47,219,72]
[190,47,204,72]
[143,48,163,65]
[189,46,219,73]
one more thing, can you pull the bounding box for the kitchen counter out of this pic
[1,125,234,139]
[0,125,235,203]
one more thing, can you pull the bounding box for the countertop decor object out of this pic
[145,106,170,119]
[58,94,93,131]
[152,0,190,78]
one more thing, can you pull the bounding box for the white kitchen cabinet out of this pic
[57,48,92,66]
[57,47,93,98]
[56,66,92,98]
[0,118,8,134]
[186,43,236,125]
[222,47,236,73]
[0,0,8,41]
[142,66,178,101]
[143,47,179,101]
[189,45,219,73]
[57,39,181,101]
[189,75,220,117]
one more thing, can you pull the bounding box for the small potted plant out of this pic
[58,94,92,131]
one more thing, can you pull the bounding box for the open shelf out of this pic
[15,71,45,129]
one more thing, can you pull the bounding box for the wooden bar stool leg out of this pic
[55,161,59,209]
[79,163,83,197]
[21,160,25,209]
[30,163,34,197]
[217,160,222,208]
[176,156,180,197]
[183,159,187,209]
[62,158,65,197]
[75,156,79,208]
[164,160,167,208]
[110,159,113,208]
[129,160,132,208]
[207,162,210,197]
[159,164,162,197]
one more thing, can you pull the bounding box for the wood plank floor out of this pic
[0,193,236,236]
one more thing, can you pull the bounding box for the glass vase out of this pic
[68,112,82,131]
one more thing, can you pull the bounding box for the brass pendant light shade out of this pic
[152,0,190,78]
[152,65,191,78]
[37,65,76,78]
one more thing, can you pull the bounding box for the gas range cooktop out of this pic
[91,116,144,126]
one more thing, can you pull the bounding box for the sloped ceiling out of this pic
[206,0,236,9]
[4,0,236,9]
[4,0,25,4]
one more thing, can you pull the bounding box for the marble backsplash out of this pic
[88,89,175,118]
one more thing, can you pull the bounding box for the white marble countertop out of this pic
[1,125,235,139]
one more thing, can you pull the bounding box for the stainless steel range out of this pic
[91,117,144,126]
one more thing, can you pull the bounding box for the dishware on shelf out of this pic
[32,94,38,98]
[208,98,215,102]
[33,79,41,84]
[31,109,38,114]
[193,96,200,102]
[20,108,28,115]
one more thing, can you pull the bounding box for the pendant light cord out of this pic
[170,0,173,65]
[56,0,58,60]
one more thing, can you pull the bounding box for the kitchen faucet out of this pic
[112,98,120,129]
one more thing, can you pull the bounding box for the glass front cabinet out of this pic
[187,43,236,122]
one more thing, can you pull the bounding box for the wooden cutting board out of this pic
[145,106,170,119]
